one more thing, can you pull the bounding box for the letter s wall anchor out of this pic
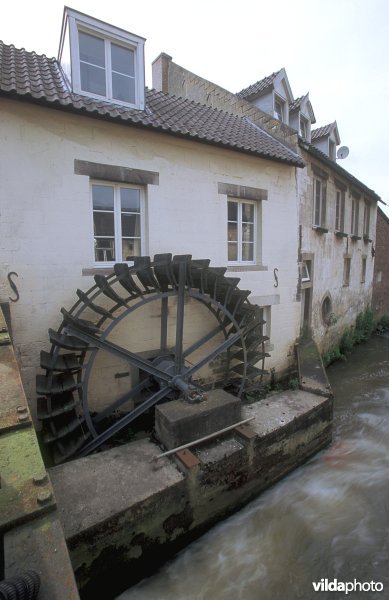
[7,271,20,302]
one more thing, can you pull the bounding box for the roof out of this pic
[302,142,380,202]
[0,42,304,167]
[289,95,305,111]
[237,70,282,99]
[311,122,336,140]
[289,93,316,125]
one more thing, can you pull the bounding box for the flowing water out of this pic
[118,335,389,599]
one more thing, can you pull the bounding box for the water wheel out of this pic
[37,255,269,464]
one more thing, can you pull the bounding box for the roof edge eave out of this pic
[0,89,305,168]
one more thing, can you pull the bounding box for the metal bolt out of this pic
[33,473,48,486]
[16,406,28,414]
[37,490,53,505]
[17,413,29,422]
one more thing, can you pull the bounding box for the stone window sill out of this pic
[350,235,361,241]
[227,265,268,273]
[363,236,372,243]
[335,231,348,238]
[82,267,115,276]
[312,226,328,234]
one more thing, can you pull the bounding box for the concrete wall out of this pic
[372,207,389,318]
[49,389,333,599]
[0,97,301,418]
[298,149,377,352]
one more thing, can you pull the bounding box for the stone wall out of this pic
[152,54,299,150]
[372,207,389,318]
[49,389,333,599]
[298,149,377,353]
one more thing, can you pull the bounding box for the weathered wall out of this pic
[0,98,301,419]
[372,207,389,318]
[298,149,377,353]
[152,54,299,149]
[49,389,333,599]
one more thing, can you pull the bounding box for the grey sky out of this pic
[2,0,388,212]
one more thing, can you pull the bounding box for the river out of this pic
[118,334,389,599]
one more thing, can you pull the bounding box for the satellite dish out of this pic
[337,146,349,160]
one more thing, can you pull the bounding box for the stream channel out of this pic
[117,334,389,599]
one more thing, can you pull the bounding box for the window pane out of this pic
[228,222,237,243]
[94,212,114,236]
[79,32,105,67]
[242,223,254,243]
[228,242,237,262]
[112,73,135,103]
[93,185,114,210]
[94,238,115,262]
[228,201,238,221]
[80,63,106,96]
[242,243,254,261]
[122,238,141,260]
[314,180,321,225]
[120,188,140,212]
[121,214,140,237]
[274,100,283,121]
[111,43,135,76]
[242,203,254,223]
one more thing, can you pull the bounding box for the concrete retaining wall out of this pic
[50,389,332,599]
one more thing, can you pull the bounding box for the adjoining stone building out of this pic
[0,8,305,422]
[154,56,381,354]
[372,206,389,319]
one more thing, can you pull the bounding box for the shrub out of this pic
[376,315,389,333]
[323,308,377,366]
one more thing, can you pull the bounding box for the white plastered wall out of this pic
[0,98,301,418]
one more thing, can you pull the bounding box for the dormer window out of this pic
[329,139,336,160]
[274,96,285,122]
[300,116,308,140]
[59,8,145,109]
[79,31,135,103]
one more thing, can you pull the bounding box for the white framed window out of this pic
[361,257,367,283]
[301,261,311,283]
[335,189,345,232]
[274,95,285,122]
[329,139,336,160]
[343,257,351,286]
[259,306,271,342]
[363,200,370,238]
[351,194,360,236]
[227,199,256,264]
[299,116,308,140]
[313,177,327,228]
[92,182,145,264]
[63,8,145,109]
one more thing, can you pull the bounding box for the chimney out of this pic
[152,53,172,93]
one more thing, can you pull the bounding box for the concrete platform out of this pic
[155,388,241,449]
